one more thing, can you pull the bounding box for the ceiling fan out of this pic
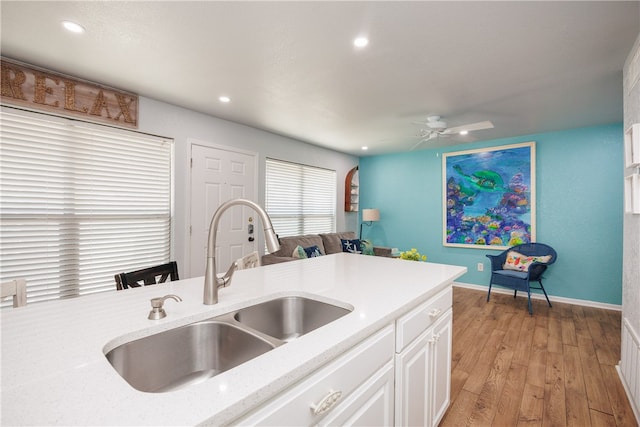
[411,115,494,150]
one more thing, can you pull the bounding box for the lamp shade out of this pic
[362,208,380,222]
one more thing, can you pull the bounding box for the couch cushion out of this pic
[319,232,357,254]
[277,234,325,257]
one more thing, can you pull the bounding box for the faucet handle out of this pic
[148,294,182,320]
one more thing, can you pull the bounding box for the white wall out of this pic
[620,31,640,420]
[137,97,359,278]
[623,32,640,336]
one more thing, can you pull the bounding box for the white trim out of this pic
[453,281,622,311]
[617,365,640,424]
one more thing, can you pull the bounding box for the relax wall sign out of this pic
[0,57,138,129]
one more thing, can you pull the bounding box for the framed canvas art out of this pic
[443,142,536,249]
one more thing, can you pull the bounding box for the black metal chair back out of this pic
[115,261,179,290]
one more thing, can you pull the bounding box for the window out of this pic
[0,109,173,306]
[265,158,336,237]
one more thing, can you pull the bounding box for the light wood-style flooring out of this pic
[440,286,636,427]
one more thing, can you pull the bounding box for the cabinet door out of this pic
[395,308,453,427]
[394,327,431,426]
[430,309,453,427]
[319,361,394,426]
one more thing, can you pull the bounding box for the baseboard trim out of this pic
[453,281,622,312]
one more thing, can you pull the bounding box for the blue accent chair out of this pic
[486,243,557,314]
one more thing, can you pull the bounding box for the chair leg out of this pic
[527,289,533,315]
[539,279,552,307]
[513,290,518,299]
[487,283,493,302]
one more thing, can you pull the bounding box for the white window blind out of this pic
[265,158,336,237]
[0,109,173,306]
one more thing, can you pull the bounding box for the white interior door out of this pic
[189,143,257,278]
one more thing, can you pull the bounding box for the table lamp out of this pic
[360,208,380,239]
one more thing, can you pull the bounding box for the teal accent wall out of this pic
[359,124,624,305]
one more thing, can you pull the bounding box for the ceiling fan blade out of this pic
[410,140,426,151]
[443,121,494,135]
[410,133,436,150]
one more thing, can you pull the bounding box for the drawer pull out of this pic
[429,308,443,318]
[310,389,342,415]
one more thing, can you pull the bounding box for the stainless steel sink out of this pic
[105,320,276,393]
[105,296,352,393]
[232,296,352,342]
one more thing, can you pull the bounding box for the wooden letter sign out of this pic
[1,57,138,129]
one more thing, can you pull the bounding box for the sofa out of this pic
[261,231,392,265]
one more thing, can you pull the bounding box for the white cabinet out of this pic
[233,325,395,426]
[319,361,394,426]
[430,309,453,426]
[394,287,453,427]
[232,285,454,427]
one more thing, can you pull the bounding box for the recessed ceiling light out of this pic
[62,21,85,34]
[361,146,369,150]
[353,37,369,48]
[219,96,231,103]
[459,130,469,135]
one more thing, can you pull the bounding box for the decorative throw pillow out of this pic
[303,245,323,258]
[503,251,551,272]
[292,245,307,259]
[292,245,323,259]
[341,239,362,254]
[360,239,375,256]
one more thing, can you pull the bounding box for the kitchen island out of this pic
[1,253,466,426]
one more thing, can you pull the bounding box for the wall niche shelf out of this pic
[625,123,640,168]
[345,166,359,212]
[625,173,640,214]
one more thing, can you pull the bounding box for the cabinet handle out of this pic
[428,333,441,344]
[310,389,342,415]
[429,308,442,318]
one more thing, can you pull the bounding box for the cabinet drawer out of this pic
[395,286,452,353]
[318,361,395,426]
[234,324,395,426]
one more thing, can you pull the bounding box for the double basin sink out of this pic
[105,296,352,393]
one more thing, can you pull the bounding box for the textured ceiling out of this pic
[1,1,639,155]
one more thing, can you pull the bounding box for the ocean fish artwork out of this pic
[452,164,505,192]
[443,142,536,249]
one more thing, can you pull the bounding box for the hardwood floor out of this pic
[440,286,637,427]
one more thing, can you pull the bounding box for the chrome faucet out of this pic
[204,199,280,305]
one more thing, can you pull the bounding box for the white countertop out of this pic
[0,253,466,426]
